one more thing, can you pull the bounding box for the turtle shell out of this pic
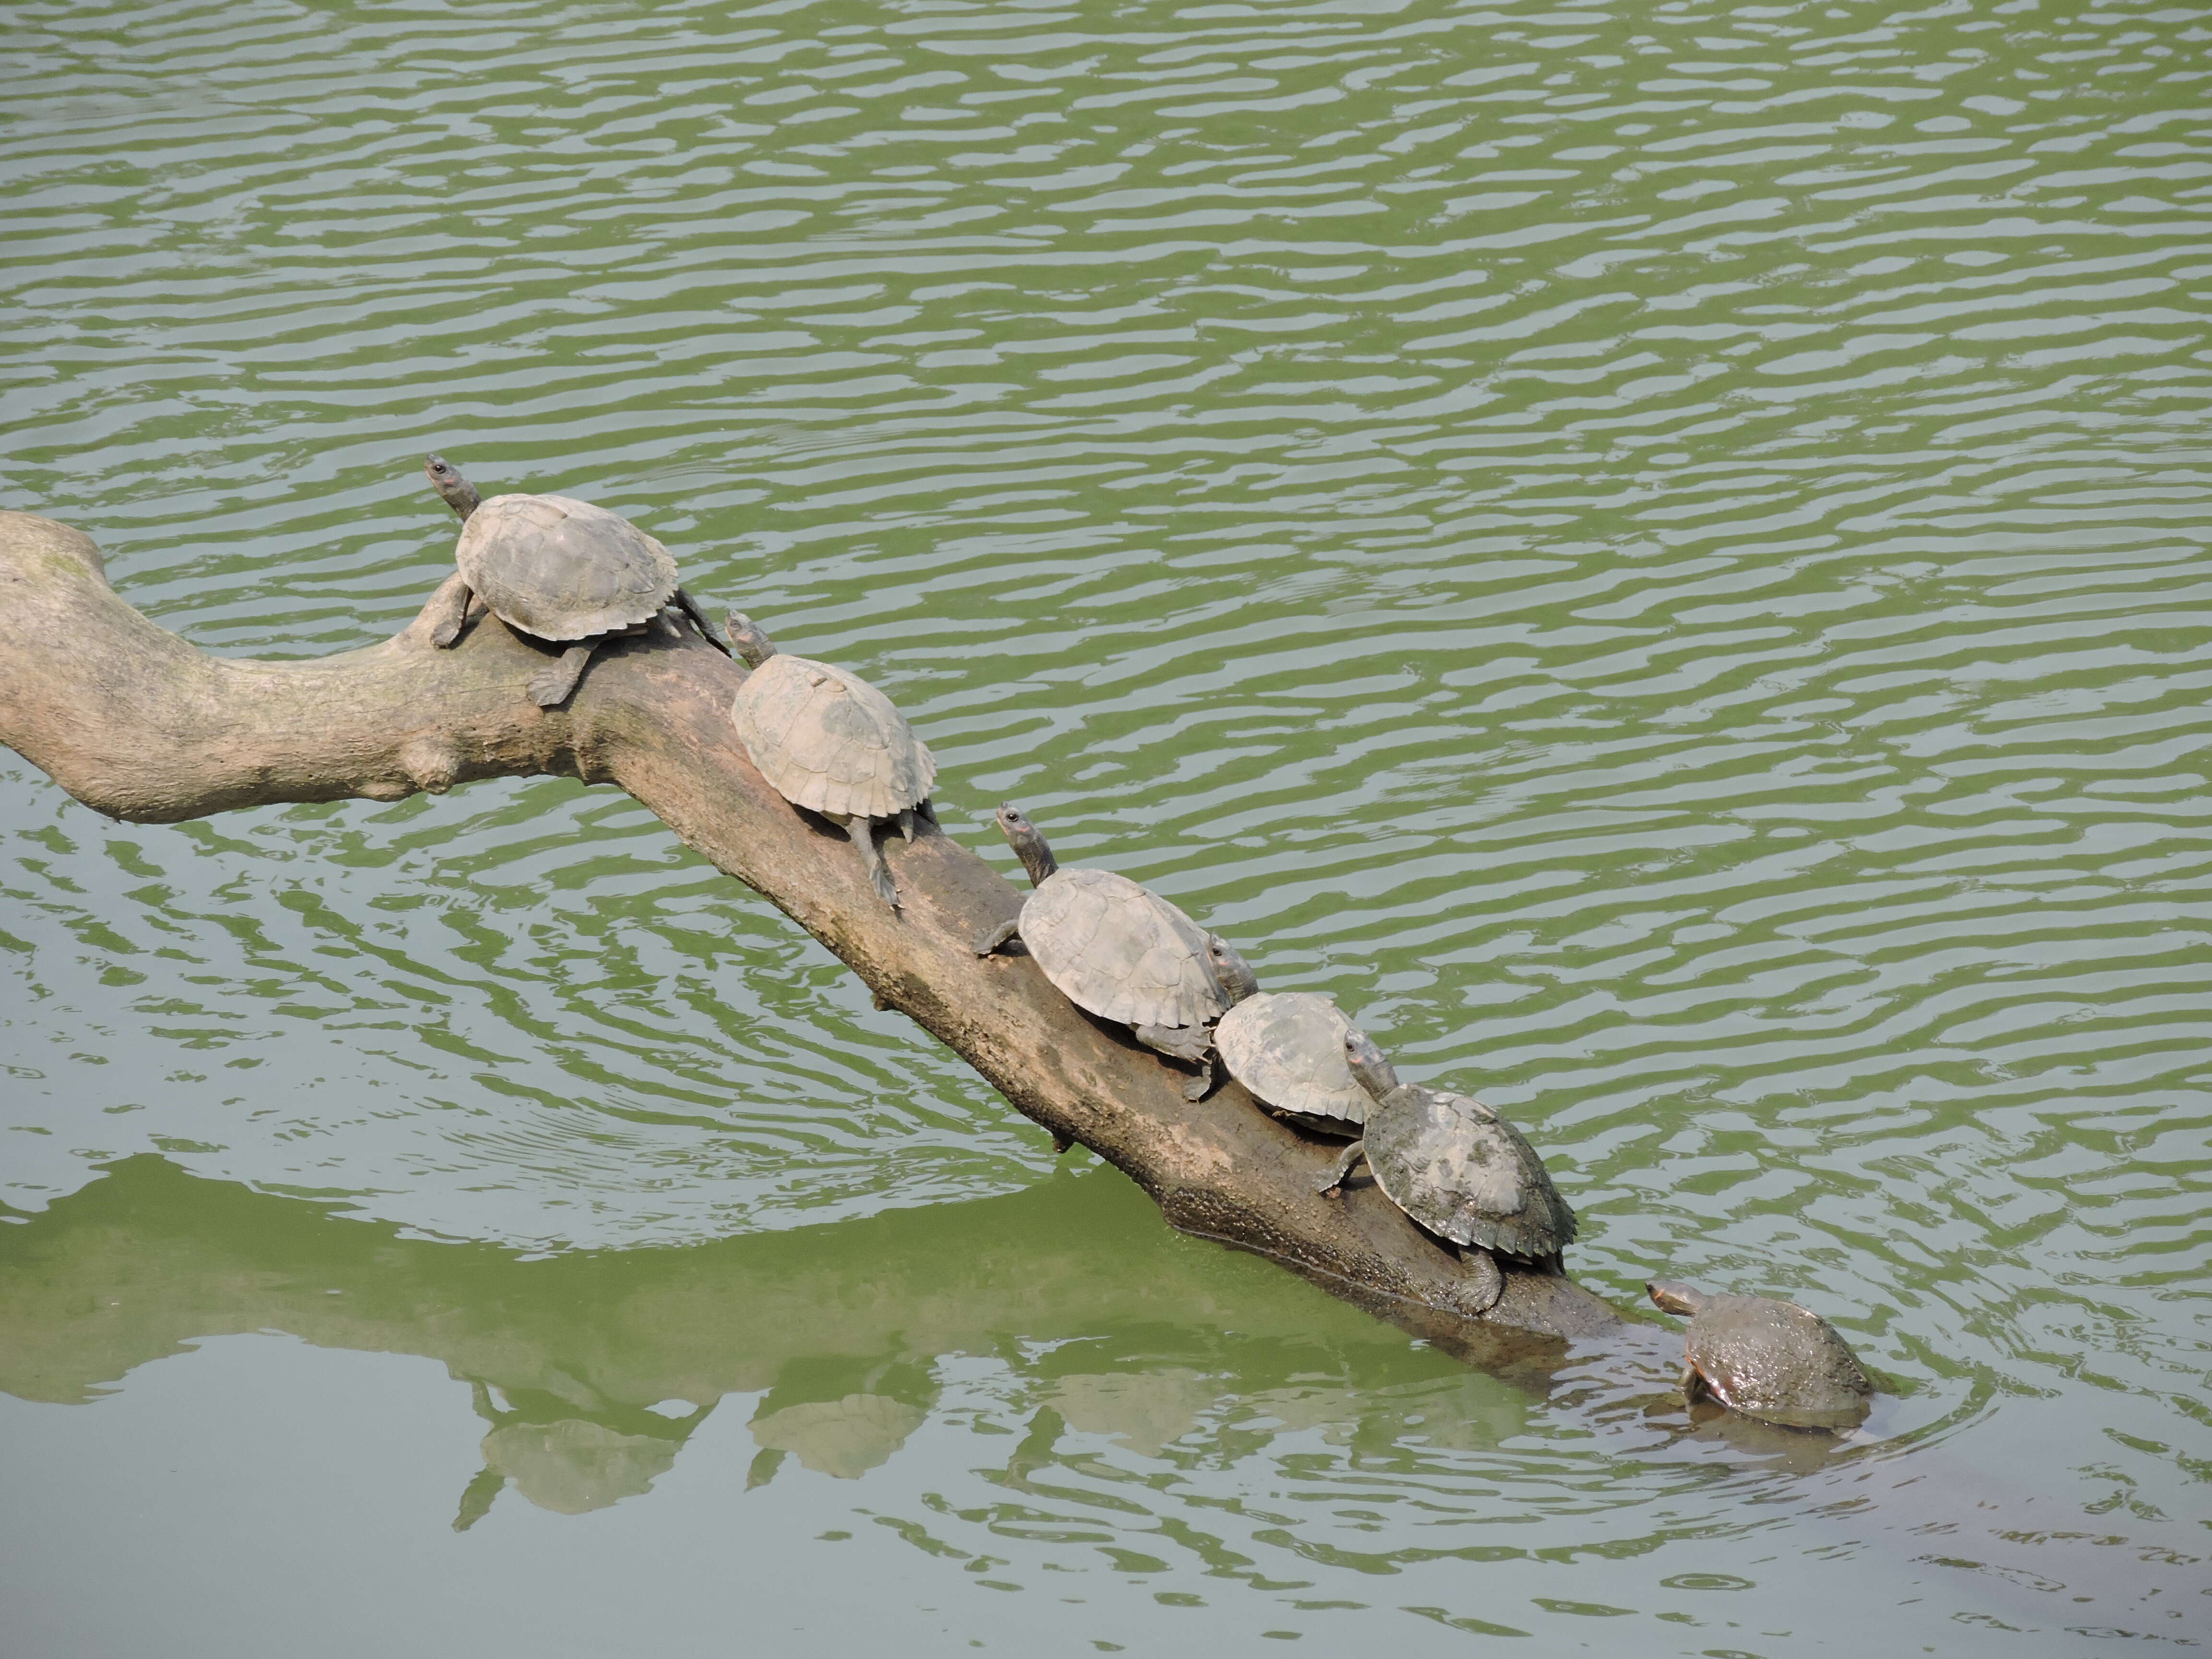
[1683,1294,1873,1430]
[1019,867,1227,1030]
[1365,1085,1577,1263]
[1214,992,1370,1133]
[455,493,679,642]
[730,654,937,821]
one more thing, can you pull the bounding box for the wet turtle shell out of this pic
[455,493,680,642]
[1214,992,1369,1136]
[1366,1085,1577,1264]
[1018,867,1229,1030]
[730,654,936,821]
[1648,1283,1873,1431]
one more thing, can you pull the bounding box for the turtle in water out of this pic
[1319,1030,1577,1279]
[724,613,938,909]
[1646,1282,1874,1431]
[976,804,1259,1100]
[423,453,726,707]
[1214,992,1370,1139]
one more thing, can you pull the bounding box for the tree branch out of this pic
[0,510,1625,1346]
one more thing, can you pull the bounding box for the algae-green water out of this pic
[2,0,2208,1651]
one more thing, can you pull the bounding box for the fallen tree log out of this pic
[0,509,1628,1351]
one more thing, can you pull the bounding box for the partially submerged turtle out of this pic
[1646,1282,1874,1431]
[976,805,1258,1099]
[1320,1031,1577,1274]
[424,453,726,707]
[725,613,937,909]
[1214,992,1370,1139]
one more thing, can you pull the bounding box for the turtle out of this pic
[1318,1030,1578,1274]
[724,613,938,909]
[1214,992,1370,1139]
[975,804,1259,1100]
[1646,1282,1874,1431]
[423,453,727,708]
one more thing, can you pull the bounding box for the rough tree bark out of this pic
[0,510,1628,1357]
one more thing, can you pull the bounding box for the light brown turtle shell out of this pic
[1214,992,1370,1130]
[455,493,679,641]
[1020,867,1227,1030]
[1366,1085,1577,1263]
[1683,1294,1873,1430]
[729,654,937,821]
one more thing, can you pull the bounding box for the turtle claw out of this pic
[528,643,595,708]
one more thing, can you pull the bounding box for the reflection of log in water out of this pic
[4,1158,2195,1638]
[0,1156,1666,1523]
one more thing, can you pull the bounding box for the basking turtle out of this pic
[1319,1031,1577,1273]
[423,453,726,708]
[976,805,1258,1100]
[1647,1282,1874,1431]
[724,613,938,909]
[1214,992,1370,1139]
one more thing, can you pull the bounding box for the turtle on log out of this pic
[724,613,938,909]
[1214,991,1370,1139]
[1319,1030,1577,1275]
[1647,1282,1874,1431]
[976,805,1258,1100]
[423,453,727,708]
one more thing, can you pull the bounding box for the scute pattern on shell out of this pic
[1686,1295,1874,1430]
[1019,867,1227,1030]
[1214,992,1370,1127]
[730,654,937,820]
[1366,1085,1577,1262]
[456,493,679,641]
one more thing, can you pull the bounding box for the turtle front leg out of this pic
[430,581,477,649]
[672,588,731,656]
[528,642,597,708]
[1316,1139,1367,1198]
[842,814,899,908]
[974,916,1022,957]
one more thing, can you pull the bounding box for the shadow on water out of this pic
[0,1154,1860,1523]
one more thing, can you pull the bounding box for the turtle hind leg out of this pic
[974,916,1021,957]
[1317,1139,1367,1197]
[528,642,597,708]
[1180,1055,1214,1103]
[844,815,899,908]
[672,587,731,656]
[430,580,477,649]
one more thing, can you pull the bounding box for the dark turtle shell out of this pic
[1650,1284,1873,1431]
[1365,1085,1576,1264]
[455,493,679,642]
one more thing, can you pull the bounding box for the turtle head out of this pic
[1647,1281,1708,1317]
[1206,935,1260,1005]
[424,453,481,521]
[1342,1028,1399,1102]
[725,612,778,670]
[995,804,1058,889]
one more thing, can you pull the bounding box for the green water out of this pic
[3,0,2209,1650]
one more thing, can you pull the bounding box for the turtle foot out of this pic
[528,643,595,708]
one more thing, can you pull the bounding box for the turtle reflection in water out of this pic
[1647,1281,1874,1431]
[1317,1029,1577,1316]
[976,805,1259,1100]
[423,453,728,708]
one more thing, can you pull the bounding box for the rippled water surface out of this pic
[3,0,2210,1651]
